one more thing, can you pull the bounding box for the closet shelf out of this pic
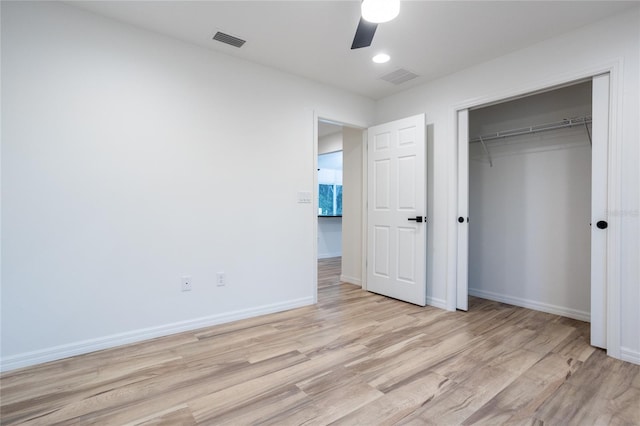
[469,116,592,144]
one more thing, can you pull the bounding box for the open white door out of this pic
[590,73,610,349]
[367,114,427,306]
[456,109,469,311]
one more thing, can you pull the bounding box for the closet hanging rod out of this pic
[469,116,592,144]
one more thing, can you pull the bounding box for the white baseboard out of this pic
[0,297,314,372]
[340,274,361,286]
[427,296,447,310]
[318,252,342,259]
[468,288,590,322]
[621,347,640,365]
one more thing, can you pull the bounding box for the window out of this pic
[318,151,342,217]
[319,183,342,216]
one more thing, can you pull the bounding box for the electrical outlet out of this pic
[216,272,226,287]
[181,276,192,292]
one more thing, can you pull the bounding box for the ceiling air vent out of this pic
[379,68,419,85]
[213,31,246,48]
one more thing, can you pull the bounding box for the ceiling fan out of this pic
[351,0,400,49]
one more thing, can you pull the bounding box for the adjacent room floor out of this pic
[1,257,638,424]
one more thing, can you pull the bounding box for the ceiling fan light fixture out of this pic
[372,53,391,63]
[361,0,400,24]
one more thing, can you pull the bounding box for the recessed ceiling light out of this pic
[362,0,400,23]
[372,53,391,64]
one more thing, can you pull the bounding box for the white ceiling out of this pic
[69,1,637,100]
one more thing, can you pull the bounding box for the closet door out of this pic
[590,73,610,349]
[456,109,469,311]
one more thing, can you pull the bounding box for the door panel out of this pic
[591,73,609,349]
[373,226,390,277]
[456,109,469,311]
[397,227,416,282]
[367,114,426,306]
[398,156,416,209]
[374,160,390,209]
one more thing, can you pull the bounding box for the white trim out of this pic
[447,106,459,311]
[361,130,368,291]
[313,111,320,304]
[318,252,342,259]
[604,65,623,360]
[426,296,447,310]
[469,288,590,322]
[340,275,362,286]
[451,61,622,112]
[0,297,314,372]
[450,59,624,359]
[620,347,640,366]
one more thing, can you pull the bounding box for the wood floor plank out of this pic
[124,404,197,426]
[330,371,453,426]
[460,352,583,425]
[1,257,638,425]
[394,369,515,425]
[550,328,596,363]
[194,384,311,425]
[188,345,369,423]
[296,367,384,425]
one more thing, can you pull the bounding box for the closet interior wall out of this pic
[468,82,593,321]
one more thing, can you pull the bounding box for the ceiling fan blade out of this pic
[351,17,377,49]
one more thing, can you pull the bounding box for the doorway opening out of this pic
[317,121,343,261]
[316,118,365,292]
[456,75,611,350]
[469,81,593,319]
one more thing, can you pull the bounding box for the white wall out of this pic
[317,217,342,259]
[341,127,363,285]
[375,8,639,363]
[468,83,592,320]
[0,1,374,370]
[318,132,342,155]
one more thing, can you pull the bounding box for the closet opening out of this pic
[466,81,594,324]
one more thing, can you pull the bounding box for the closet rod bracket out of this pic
[479,136,493,167]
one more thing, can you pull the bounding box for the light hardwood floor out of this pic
[1,257,639,425]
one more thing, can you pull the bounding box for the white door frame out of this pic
[450,61,623,359]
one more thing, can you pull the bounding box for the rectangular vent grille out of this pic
[213,31,246,48]
[380,68,419,85]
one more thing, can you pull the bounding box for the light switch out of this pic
[297,191,312,203]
